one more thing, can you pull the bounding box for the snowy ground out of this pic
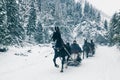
[0,45,120,80]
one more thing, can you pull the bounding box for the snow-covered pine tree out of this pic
[84,1,100,22]
[36,0,41,11]
[0,0,6,26]
[6,0,25,45]
[104,20,108,30]
[74,2,82,24]
[96,12,101,22]
[109,11,120,46]
[34,21,43,43]
[84,1,90,17]
[18,0,30,28]
[0,0,9,45]
[26,1,36,43]
[66,0,74,17]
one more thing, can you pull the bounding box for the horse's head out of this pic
[52,32,57,41]
[83,39,88,49]
[52,27,61,41]
[84,39,87,43]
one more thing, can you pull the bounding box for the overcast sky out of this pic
[75,0,120,17]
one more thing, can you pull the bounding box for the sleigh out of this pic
[67,53,82,66]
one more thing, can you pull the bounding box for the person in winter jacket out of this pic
[71,40,82,54]
[71,40,82,62]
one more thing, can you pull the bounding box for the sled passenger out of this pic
[71,40,82,62]
[71,40,82,53]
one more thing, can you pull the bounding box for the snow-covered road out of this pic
[0,45,120,80]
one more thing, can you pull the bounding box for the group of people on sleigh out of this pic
[65,39,95,62]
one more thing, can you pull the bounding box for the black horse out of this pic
[82,39,95,58]
[51,27,70,72]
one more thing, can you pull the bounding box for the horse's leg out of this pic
[83,51,84,59]
[53,56,59,68]
[60,57,65,72]
[86,51,88,58]
[92,49,95,55]
[84,51,87,58]
[91,49,94,56]
[90,47,93,56]
[53,51,59,68]
[67,55,70,62]
[93,49,95,55]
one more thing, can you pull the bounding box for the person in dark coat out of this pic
[71,40,82,62]
[71,40,82,54]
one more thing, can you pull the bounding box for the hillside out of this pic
[19,0,110,44]
[0,0,110,45]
